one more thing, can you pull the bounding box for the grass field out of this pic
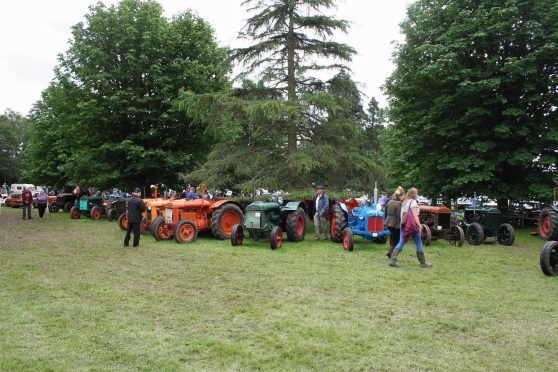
[1,205,557,371]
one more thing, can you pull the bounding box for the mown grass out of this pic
[0,206,557,371]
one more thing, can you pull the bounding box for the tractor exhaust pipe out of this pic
[373,182,378,205]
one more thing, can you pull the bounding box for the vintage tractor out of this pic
[540,241,558,276]
[230,201,307,249]
[106,197,129,222]
[459,206,515,245]
[151,190,245,244]
[49,193,78,213]
[419,205,465,246]
[538,188,558,241]
[330,196,390,252]
[118,198,170,234]
[70,195,107,220]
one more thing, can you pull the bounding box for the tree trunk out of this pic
[286,4,297,155]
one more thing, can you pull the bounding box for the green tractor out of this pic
[70,195,107,220]
[230,201,307,249]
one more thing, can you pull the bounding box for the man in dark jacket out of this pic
[313,185,329,240]
[124,187,146,247]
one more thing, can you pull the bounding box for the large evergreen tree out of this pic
[384,0,558,199]
[179,0,384,192]
[24,0,229,189]
[0,109,29,183]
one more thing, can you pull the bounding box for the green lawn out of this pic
[0,206,557,371]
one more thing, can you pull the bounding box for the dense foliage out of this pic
[384,0,558,199]
[0,110,29,184]
[24,0,229,189]
[179,0,385,193]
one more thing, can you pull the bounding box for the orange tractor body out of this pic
[151,197,245,243]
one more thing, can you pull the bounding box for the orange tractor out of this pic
[118,185,170,234]
[151,189,245,244]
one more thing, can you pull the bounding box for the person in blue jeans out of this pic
[389,187,432,268]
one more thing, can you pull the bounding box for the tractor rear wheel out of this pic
[497,223,515,246]
[540,241,558,276]
[140,216,150,235]
[70,206,80,219]
[342,228,354,252]
[420,224,431,246]
[286,208,306,242]
[330,203,347,243]
[448,225,465,247]
[174,219,197,244]
[63,202,73,213]
[231,224,244,246]
[270,226,282,250]
[90,206,101,220]
[466,222,484,245]
[118,213,128,231]
[210,204,244,240]
[151,216,173,241]
[49,204,59,213]
[538,207,558,241]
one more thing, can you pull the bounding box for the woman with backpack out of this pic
[389,187,432,268]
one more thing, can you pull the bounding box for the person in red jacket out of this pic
[22,187,33,220]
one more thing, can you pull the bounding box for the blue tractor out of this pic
[330,194,390,251]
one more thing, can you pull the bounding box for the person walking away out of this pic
[384,186,405,258]
[389,187,432,268]
[36,190,48,218]
[21,187,33,220]
[313,185,329,240]
[124,187,146,247]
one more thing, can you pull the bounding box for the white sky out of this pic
[0,0,413,116]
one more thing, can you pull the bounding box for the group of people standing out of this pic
[20,187,49,220]
[312,184,432,268]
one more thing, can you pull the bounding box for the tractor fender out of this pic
[282,201,307,214]
[210,200,246,213]
[337,201,349,217]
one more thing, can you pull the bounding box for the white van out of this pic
[10,184,36,193]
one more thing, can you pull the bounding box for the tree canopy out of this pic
[384,0,558,200]
[0,109,29,184]
[24,0,229,189]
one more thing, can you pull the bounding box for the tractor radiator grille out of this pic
[368,217,384,233]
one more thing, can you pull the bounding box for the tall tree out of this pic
[24,0,229,189]
[384,0,558,199]
[179,0,377,192]
[0,109,29,183]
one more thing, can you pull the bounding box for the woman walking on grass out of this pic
[389,187,432,268]
[384,186,404,259]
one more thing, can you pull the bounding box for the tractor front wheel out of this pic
[106,208,117,222]
[151,216,173,241]
[118,213,128,231]
[231,224,244,246]
[342,228,354,252]
[63,202,74,213]
[210,204,244,240]
[448,225,465,247]
[420,224,431,246]
[70,206,80,219]
[174,219,197,244]
[286,208,306,242]
[497,223,515,246]
[270,226,282,250]
[90,206,101,220]
[140,216,150,235]
[330,203,347,242]
[540,241,558,276]
[466,222,484,245]
[538,208,558,241]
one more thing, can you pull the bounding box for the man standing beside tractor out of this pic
[313,185,329,240]
[124,187,146,247]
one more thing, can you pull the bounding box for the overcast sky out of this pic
[0,0,413,116]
